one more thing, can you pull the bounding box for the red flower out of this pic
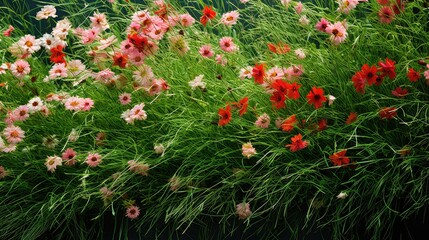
[379,107,397,120]
[286,82,301,100]
[352,72,366,93]
[374,74,384,86]
[218,105,232,126]
[270,91,286,109]
[391,87,409,97]
[235,97,249,116]
[252,63,265,84]
[285,133,308,152]
[281,114,297,132]
[346,112,358,125]
[113,53,128,68]
[50,45,66,64]
[361,64,378,85]
[378,58,396,80]
[317,119,328,131]
[272,79,288,94]
[267,42,290,54]
[392,0,406,14]
[329,150,350,167]
[127,34,148,51]
[407,68,420,82]
[378,6,395,24]
[306,87,327,109]
[200,6,216,26]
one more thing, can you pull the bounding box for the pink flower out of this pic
[62,148,77,166]
[219,37,237,52]
[236,202,252,220]
[10,60,31,78]
[337,0,359,14]
[100,187,114,200]
[119,93,132,105]
[36,5,57,20]
[81,98,94,111]
[255,113,270,128]
[49,63,68,79]
[179,14,195,27]
[81,27,100,44]
[64,97,84,111]
[86,153,102,167]
[295,2,304,15]
[239,67,253,80]
[216,54,227,66]
[3,125,25,144]
[90,12,109,30]
[126,205,140,219]
[220,11,240,26]
[3,25,14,37]
[45,155,62,172]
[199,45,214,58]
[240,0,249,3]
[12,105,30,122]
[242,142,256,159]
[315,18,331,32]
[325,22,348,45]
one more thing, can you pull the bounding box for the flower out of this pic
[169,35,189,56]
[68,129,79,142]
[294,48,306,59]
[200,6,216,26]
[378,58,396,80]
[219,37,237,52]
[189,75,206,90]
[236,202,252,220]
[379,107,397,120]
[113,52,128,68]
[18,35,41,54]
[337,0,359,14]
[252,63,265,84]
[306,87,327,109]
[286,82,301,100]
[215,54,227,66]
[325,22,347,45]
[337,192,348,199]
[346,112,358,125]
[327,95,336,106]
[295,2,304,14]
[315,18,331,32]
[255,113,270,128]
[299,15,310,25]
[86,153,102,167]
[27,97,44,113]
[361,64,378,85]
[286,133,308,152]
[281,115,297,132]
[128,160,150,176]
[391,87,409,97]
[179,14,195,27]
[407,68,420,82]
[64,97,84,111]
[0,165,8,179]
[10,60,31,79]
[42,135,59,149]
[36,5,57,20]
[220,11,240,26]
[100,187,114,201]
[378,6,395,24]
[3,25,14,37]
[218,105,232,126]
[329,149,350,166]
[270,91,286,109]
[50,45,66,64]
[199,45,214,58]
[318,119,328,131]
[90,12,110,30]
[45,155,62,172]
[3,125,25,144]
[154,143,165,155]
[49,63,68,79]
[267,42,290,54]
[126,205,140,219]
[119,93,132,105]
[352,72,366,94]
[242,142,256,158]
[62,148,77,166]
[235,97,248,116]
[239,66,253,80]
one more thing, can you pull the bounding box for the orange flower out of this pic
[281,115,297,132]
[285,133,308,152]
[346,112,357,125]
[200,6,216,26]
[329,149,350,167]
[267,42,290,54]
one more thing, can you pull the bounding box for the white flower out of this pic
[337,192,348,199]
[27,97,44,113]
[36,5,57,20]
[328,95,336,106]
[188,75,206,90]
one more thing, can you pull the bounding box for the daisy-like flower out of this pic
[0,63,8,74]
[327,95,336,106]
[100,187,114,201]
[242,142,256,159]
[218,105,232,126]
[220,10,240,26]
[189,75,206,90]
[3,25,14,37]
[219,37,237,52]
[45,155,62,172]
[64,97,84,111]
[307,87,327,109]
[295,48,306,59]
[281,115,298,132]
[3,125,25,144]
[239,66,253,80]
[315,18,331,32]
[240,0,249,3]
[119,93,132,105]
[337,0,359,14]
[199,45,214,58]
[67,60,86,77]
[179,13,195,27]
[255,113,270,128]
[52,18,72,40]
[12,105,30,122]
[329,149,350,167]
[27,96,44,113]
[236,202,252,220]
[90,12,110,30]
[379,107,397,120]
[200,6,217,26]
[407,68,420,82]
[18,35,41,54]
[86,153,102,167]
[39,33,61,50]
[128,160,150,176]
[94,68,116,84]
[281,0,293,7]
[286,133,309,152]
[346,112,358,125]
[81,98,94,111]
[62,148,77,166]
[49,63,68,79]
[126,205,140,219]
[391,87,409,98]
[36,5,57,20]
[10,60,31,78]
[295,1,305,14]
[325,22,348,45]
[130,103,147,121]
[378,6,395,24]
